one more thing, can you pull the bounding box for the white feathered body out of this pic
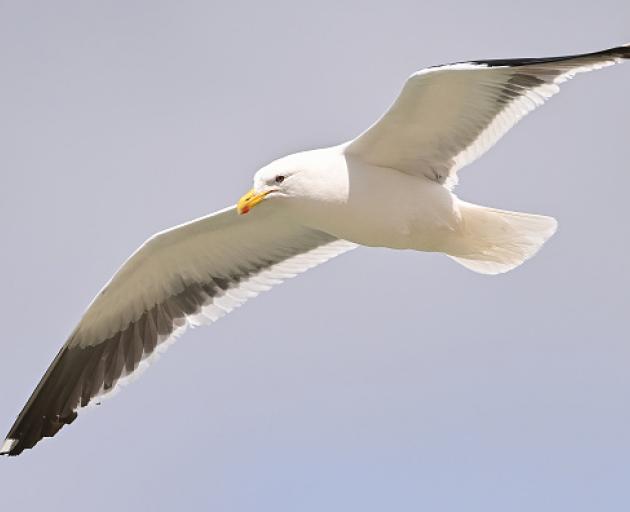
[277,147,462,252]
[275,146,556,274]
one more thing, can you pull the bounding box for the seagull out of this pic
[2,44,628,456]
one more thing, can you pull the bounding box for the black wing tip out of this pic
[464,43,630,68]
[0,287,190,457]
[1,410,78,457]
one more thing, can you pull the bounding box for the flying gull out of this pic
[2,43,628,456]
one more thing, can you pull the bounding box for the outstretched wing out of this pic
[1,204,355,455]
[346,44,629,188]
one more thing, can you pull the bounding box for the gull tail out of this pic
[445,201,558,275]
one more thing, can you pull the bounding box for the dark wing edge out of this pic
[437,43,630,69]
[1,283,212,456]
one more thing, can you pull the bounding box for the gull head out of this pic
[237,150,339,215]
[237,163,296,215]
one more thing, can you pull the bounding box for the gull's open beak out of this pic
[237,189,270,215]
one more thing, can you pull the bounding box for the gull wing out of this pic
[1,204,355,455]
[346,44,629,188]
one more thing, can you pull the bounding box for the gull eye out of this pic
[274,175,285,184]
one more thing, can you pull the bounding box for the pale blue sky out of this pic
[1,1,629,510]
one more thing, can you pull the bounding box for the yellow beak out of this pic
[237,188,270,215]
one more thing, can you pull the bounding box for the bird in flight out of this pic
[2,44,628,456]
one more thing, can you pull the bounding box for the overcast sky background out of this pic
[1,1,629,510]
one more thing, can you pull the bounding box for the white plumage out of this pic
[2,43,628,456]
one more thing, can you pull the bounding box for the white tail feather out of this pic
[446,201,558,275]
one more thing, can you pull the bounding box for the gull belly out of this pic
[288,153,463,252]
